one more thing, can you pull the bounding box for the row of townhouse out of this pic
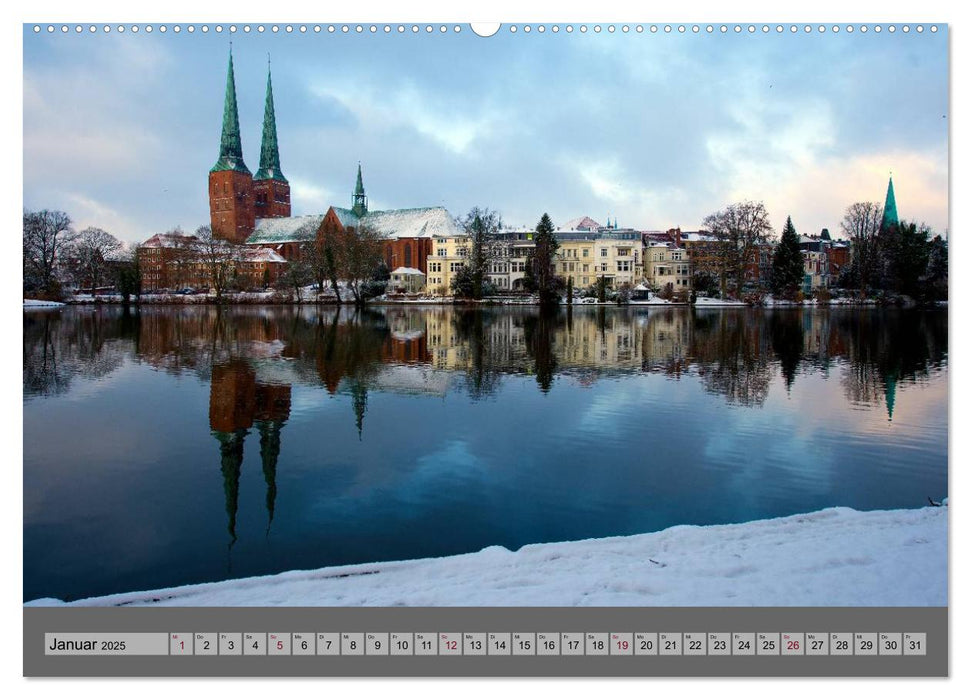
[425,220,650,296]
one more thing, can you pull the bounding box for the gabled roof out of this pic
[246,214,325,245]
[142,232,199,248]
[330,207,361,229]
[241,247,288,263]
[560,216,603,231]
[245,206,463,246]
[366,207,463,239]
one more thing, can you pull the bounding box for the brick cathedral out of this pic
[209,50,291,243]
[205,49,462,277]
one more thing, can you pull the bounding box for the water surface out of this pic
[23,305,948,602]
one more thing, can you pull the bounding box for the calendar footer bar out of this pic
[24,606,947,677]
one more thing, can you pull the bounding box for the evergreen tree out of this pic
[522,252,537,293]
[532,213,561,306]
[925,235,948,301]
[879,220,931,299]
[771,216,804,299]
[449,265,475,298]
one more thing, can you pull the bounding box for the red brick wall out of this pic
[209,170,256,244]
[253,179,291,220]
[384,238,433,274]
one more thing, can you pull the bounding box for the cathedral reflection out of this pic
[209,358,291,543]
[24,304,946,553]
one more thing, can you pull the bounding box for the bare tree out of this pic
[69,227,122,295]
[23,209,74,296]
[702,201,773,299]
[114,243,142,305]
[460,207,504,299]
[195,224,240,301]
[343,224,385,306]
[839,202,883,293]
[302,219,342,303]
[277,257,313,302]
[166,227,197,291]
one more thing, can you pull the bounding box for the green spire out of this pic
[881,174,899,232]
[211,48,250,174]
[255,60,287,183]
[352,163,368,216]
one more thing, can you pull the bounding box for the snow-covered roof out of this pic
[560,216,603,231]
[241,247,288,263]
[141,232,198,248]
[681,232,719,243]
[391,266,425,276]
[246,215,325,245]
[364,207,463,239]
[247,207,463,245]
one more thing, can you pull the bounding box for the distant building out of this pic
[389,267,426,294]
[201,50,461,290]
[645,242,692,292]
[138,231,286,292]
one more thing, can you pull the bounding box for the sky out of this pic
[22,23,949,243]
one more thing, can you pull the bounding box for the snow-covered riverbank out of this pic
[26,505,946,608]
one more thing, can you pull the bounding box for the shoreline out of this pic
[26,505,947,608]
[27,296,943,309]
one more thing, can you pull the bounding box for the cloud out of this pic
[64,193,142,240]
[308,78,504,156]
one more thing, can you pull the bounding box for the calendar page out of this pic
[21,14,949,679]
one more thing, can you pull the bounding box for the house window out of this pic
[600,248,608,257]
[582,249,589,257]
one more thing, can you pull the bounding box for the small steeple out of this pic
[255,57,286,183]
[881,173,899,232]
[211,47,250,174]
[352,163,368,217]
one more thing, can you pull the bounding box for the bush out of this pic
[361,279,388,300]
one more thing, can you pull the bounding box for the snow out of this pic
[365,207,464,239]
[241,246,288,263]
[247,215,325,245]
[694,296,748,307]
[559,216,603,231]
[391,267,425,276]
[629,298,675,306]
[26,505,945,608]
[23,299,65,308]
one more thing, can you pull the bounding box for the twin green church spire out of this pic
[255,61,287,183]
[211,48,286,183]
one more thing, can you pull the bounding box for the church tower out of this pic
[253,59,291,220]
[880,174,899,233]
[352,163,368,217]
[209,48,255,244]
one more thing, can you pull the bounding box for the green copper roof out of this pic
[881,175,899,231]
[211,50,251,175]
[354,163,365,196]
[254,64,287,183]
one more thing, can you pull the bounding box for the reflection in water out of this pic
[24,304,948,428]
[23,305,947,601]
